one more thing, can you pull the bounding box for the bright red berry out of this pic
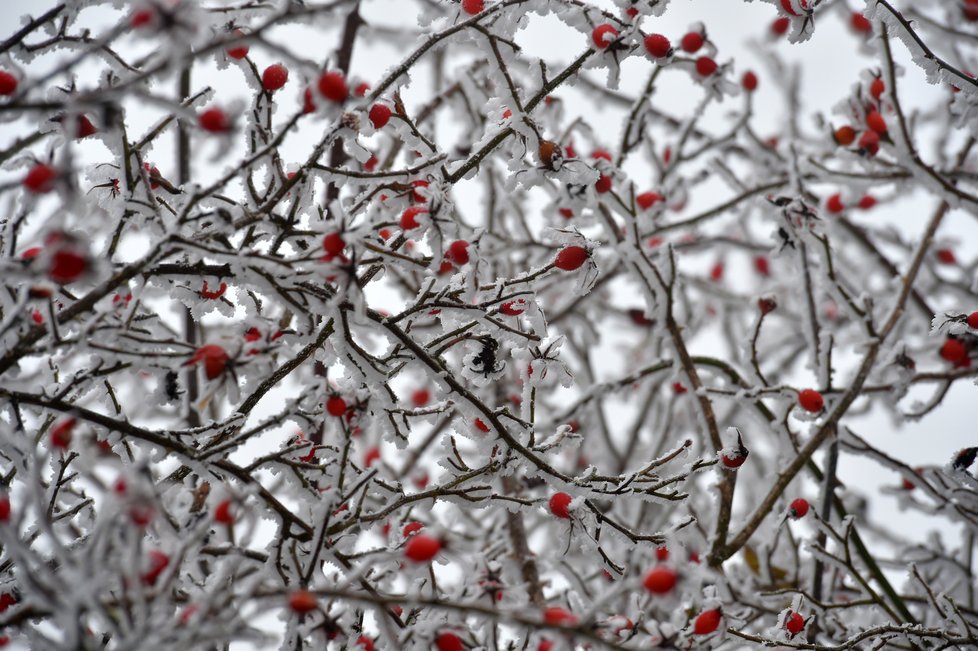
[644,34,671,58]
[771,17,791,36]
[461,0,484,14]
[857,195,877,210]
[851,12,872,33]
[548,492,573,518]
[866,110,887,134]
[400,206,428,230]
[474,418,490,432]
[368,103,392,129]
[681,31,704,53]
[404,534,442,562]
[858,128,880,155]
[554,245,589,271]
[436,632,464,651]
[785,611,805,636]
[695,57,718,77]
[826,193,845,214]
[0,71,18,96]
[186,344,230,380]
[798,389,824,413]
[262,63,289,92]
[326,396,347,417]
[870,77,885,101]
[446,240,470,265]
[754,256,770,276]
[318,71,348,103]
[543,607,578,626]
[500,299,526,315]
[214,499,235,524]
[323,232,346,257]
[288,590,318,614]
[637,191,664,210]
[788,498,810,518]
[642,565,677,594]
[364,446,381,468]
[141,550,170,586]
[940,338,969,366]
[591,24,619,49]
[23,164,57,193]
[130,8,157,29]
[595,174,613,193]
[198,107,229,133]
[742,71,758,91]
[693,609,722,635]
[967,311,978,329]
[402,521,424,537]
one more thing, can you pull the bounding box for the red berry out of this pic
[672,382,687,395]
[870,78,884,101]
[400,206,428,230]
[404,534,442,562]
[214,499,235,524]
[693,609,722,635]
[644,34,671,58]
[500,299,526,315]
[548,492,573,518]
[262,63,289,92]
[966,0,978,21]
[141,550,170,586]
[436,632,464,651]
[288,590,318,614]
[323,232,346,257]
[681,32,704,53]
[302,87,316,113]
[474,418,490,432]
[642,565,677,594]
[834,125,856,145]
[858,128,880,155]
[543,607,578,626]
[857,195,877,210]
[318,71,348,103]
[866,110,887,134]
[558,207,573,219]
[826,193,845,214]
[742,71,758,92]
[0,592,15,612]
[936,248,957,265]
[226,30,249,59]
[754,256,770,276]
[326,396,347,417]
[48,249,87,284]
[0,496,9,523]
[721,452,747,469]
[198,107,229,133]
[411,388,430,407]
[130,8,157,29]
[637,191,664,210]
[798,388,824,413]
[368,103,392,129]
[50,417,76,449]
[186,344,229,380]
[695,57,718,77]
[940,338,969,365]
[595,174,613,193]
[967,311,978,329]
[771,17,790,36]
[851,12,872,33]
[591,24,619,49]
[355,636,374,651]
[780,0,808,17]
[789,497,810,518]
[461,0,484,14]
[446,240,470,265]
[74,115,97,138]
[0,71,18,96]
[402,521,424,537]
[23,164,57,193]
[655,546,669,561]
[554,245,589,271]
[785,611,805,636]
[364,446,381,468]
[538,641,554,651]
[709,261,724,282]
